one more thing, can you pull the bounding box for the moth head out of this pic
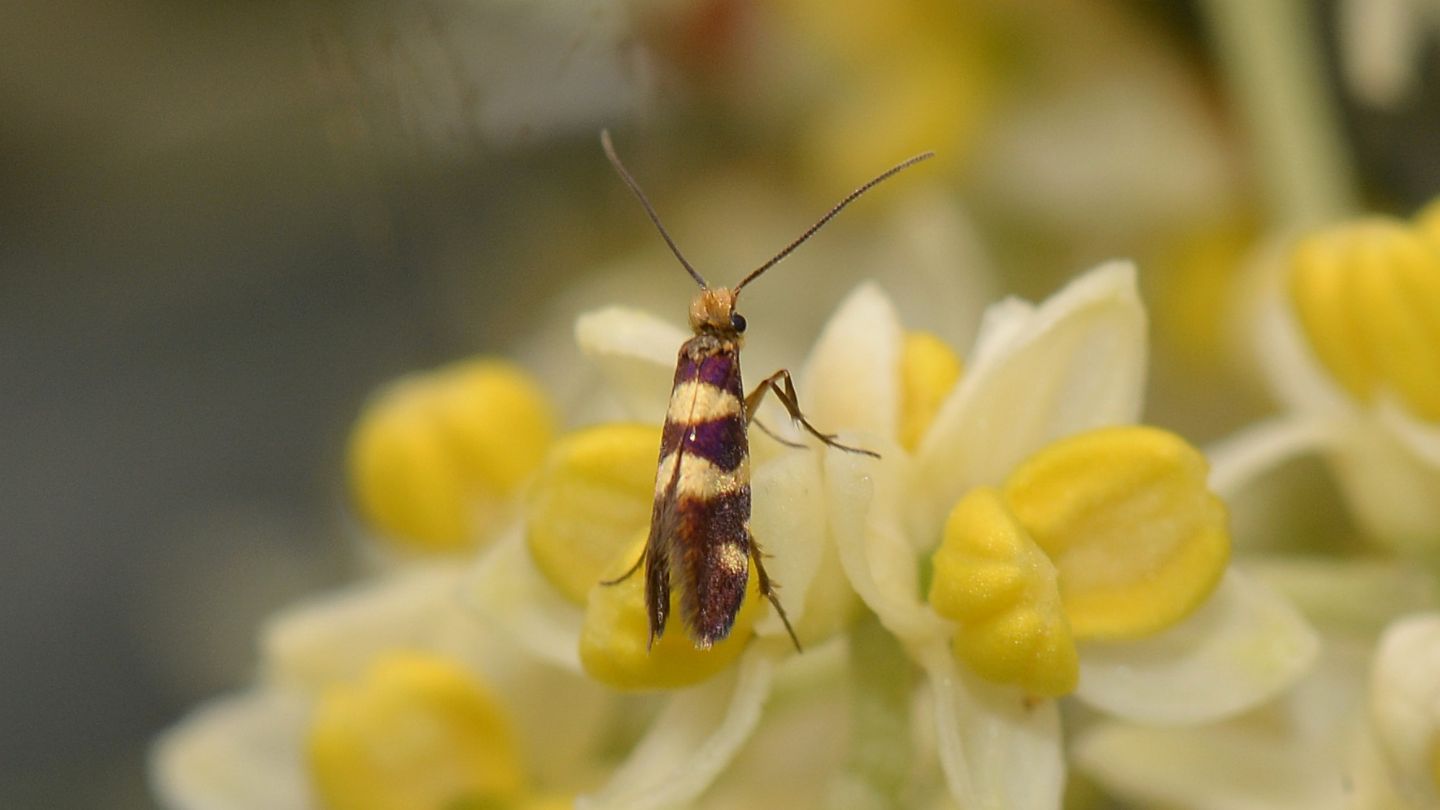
[689,287,745,336]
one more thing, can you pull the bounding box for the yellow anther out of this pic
[308,653,525,810]
[348,360,555,553]
[580,535,758,690]
[1002,426,1230,641]
[1289,220,1440,421]
[928,487,1078,697]
[526,424,659,603]
[900,331,963,451]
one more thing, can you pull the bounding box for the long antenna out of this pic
[601,130,708,289]
[734,151,935,293]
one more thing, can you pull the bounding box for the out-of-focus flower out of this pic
[1336,0,1440,109]
[347,359,555,555]
[151,565,614,810]
[1237,202,1440,553]
[1074,563,1440,809]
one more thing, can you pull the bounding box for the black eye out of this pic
[730,313,747,332]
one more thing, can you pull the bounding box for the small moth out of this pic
[600,131,933,652]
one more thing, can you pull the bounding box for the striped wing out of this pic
[646,338,752,649]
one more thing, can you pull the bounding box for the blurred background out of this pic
[1,0,1436,806]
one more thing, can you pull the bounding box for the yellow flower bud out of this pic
[929,487,1078,697]
[348,360,555,553]
[526,424,660,603]
[1003,426,1230,641]
[1290,220,1440,421]
[580,535,758,690]
[308,653,525,810]
[899,331,963,451]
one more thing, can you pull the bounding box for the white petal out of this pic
[914,262,1147,538]
[1076,570,1319,725]
[1329,422,1440,551]
[1368,613,1440,806]
[1337,0,1424,109]
[577,650,774,810]
[917,642,1064,810]
[1204,414,1344,502]
[151,689,314,810]
[1376,394,1440,468]
[749,451,827,640]
[261,564,475,690]
[576,306,688,420]
[866,190,996,349]
[1077,641,1376,809]
[799,283,903,441]
[1073,720,1349,810]
[825,438,948,644]
[465,528,585,674]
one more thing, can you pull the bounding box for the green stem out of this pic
[1201,0,1359,228]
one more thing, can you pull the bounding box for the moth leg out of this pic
[752,416,806,449]
[749,536,802,653]
[745,369,881,458]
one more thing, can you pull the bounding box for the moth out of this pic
[600,131,933,652]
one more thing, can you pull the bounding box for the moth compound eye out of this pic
[730,313,747,333]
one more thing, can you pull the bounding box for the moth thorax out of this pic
[689,287,739,334]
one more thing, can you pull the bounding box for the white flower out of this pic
[1227,215,1440,553]
[152,563,615,810]
[1073,562,1440,809]
[810,263,1316,807]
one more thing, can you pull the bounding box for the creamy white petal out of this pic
[1077,641,1377,810]
[1204,414,1344,502]
[1074,720,1349,810]
[749,451,827,640]
[866,190,996,348]
[1376,395,1440,468]
[1247,556,1438,640]
[576,306,689,420]
[1076,570,1318,725]
[261,564,475,690]
[917,642,1063,810]
[151,689,314,810]
[465,528,585,674]
[1368,613,1440,807]
[799,283,904,441]
[577,650,774,810]
[1337,0,1424,109]
[1330,423,1440,551]
[825,438,948,644]
[915,262,1147,539]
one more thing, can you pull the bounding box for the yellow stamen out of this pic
[899,331,963,451]
[929,487,1078,697]
[1002,426,1230,641]
[347,360,555,553]
[526,424,660,603]
[308,653,525,810]
[580,534,758,690]
[1289,220,1440,421]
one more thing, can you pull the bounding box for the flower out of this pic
[347,359,556,555]
[500,260,1317,808]
[1073,560,1440,809]
[1234,203,1440,554]
[812,263,1316,806]
[151,564,613,810]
